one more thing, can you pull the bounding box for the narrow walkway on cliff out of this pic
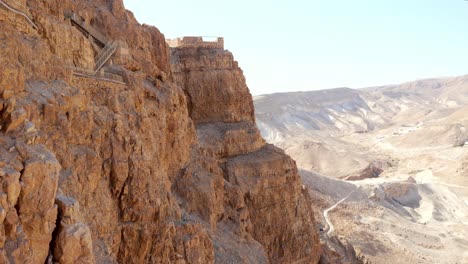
[0,0,37,29]
[324,187,358,235]
[67,12,108,46]
[0,2,124,84]
[65,12,124,84]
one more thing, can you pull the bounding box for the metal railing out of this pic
[71,67,125,85]
[94,41,118,72]
[102,72,124,83]
[4,0,28,13]
[0,0,37,29]
[65,12,119,72]
[68,12,108,45]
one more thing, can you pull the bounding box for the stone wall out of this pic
[167,36,224,49]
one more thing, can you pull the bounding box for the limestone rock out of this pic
[224,144,321,263]
[196,122,265,158]
[17,144,60,264]
[172,48,255,123]
[54,223,95,264]
[171,44,321,263]
[175,150,225,230]
[1,167,21,206]
[344,163,384,181]
[0,137,60,263]
[0,0,321,263]
[4,108,27,133]
[54,195,95,264]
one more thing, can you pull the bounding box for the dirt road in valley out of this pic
[324,188,357,235]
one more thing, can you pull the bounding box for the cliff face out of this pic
[172,47,321,263]
[0,0,321,263]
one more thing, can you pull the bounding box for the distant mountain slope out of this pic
[254,74,468,179]
[254,88,392,141]
[255,75,468,140]
[364,74,468,107]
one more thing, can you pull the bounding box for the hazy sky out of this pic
[123,0,468,95]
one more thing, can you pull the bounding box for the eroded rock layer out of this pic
[0,0,321,263]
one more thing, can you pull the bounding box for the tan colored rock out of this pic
[170,41,321,262]
[0,206,6,225]
[224,144,321,263]
[2,168,21,206]
[0,0,321,263]
[196,122,265,158]
[344,164,384,181]
[174,223,216,264]
[4,108,27,133]
[54,223,95,264]
[4,209,19,238]
[16,144,60,264]
[50,195,95,264]
[175,150,225,230]
[172,48,255,123]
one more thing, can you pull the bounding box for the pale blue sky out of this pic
[123,0,468,95]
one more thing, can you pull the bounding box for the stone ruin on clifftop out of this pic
[167,36,225,49]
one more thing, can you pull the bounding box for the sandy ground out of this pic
[303,118,468,264]
[323,188,357,235]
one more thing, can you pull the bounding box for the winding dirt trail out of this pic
[324,189,356,235]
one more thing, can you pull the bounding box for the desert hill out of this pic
[254,75,468,263]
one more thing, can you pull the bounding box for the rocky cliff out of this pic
[0,0,321,263]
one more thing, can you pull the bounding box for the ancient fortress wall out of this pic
[167,36,224,49]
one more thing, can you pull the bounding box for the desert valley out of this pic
[255,76,468,264]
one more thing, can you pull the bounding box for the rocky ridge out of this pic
[0,0,321,263]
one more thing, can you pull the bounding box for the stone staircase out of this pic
[0,0,37,29]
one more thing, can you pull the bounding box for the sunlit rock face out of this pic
[0,0,321,263]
